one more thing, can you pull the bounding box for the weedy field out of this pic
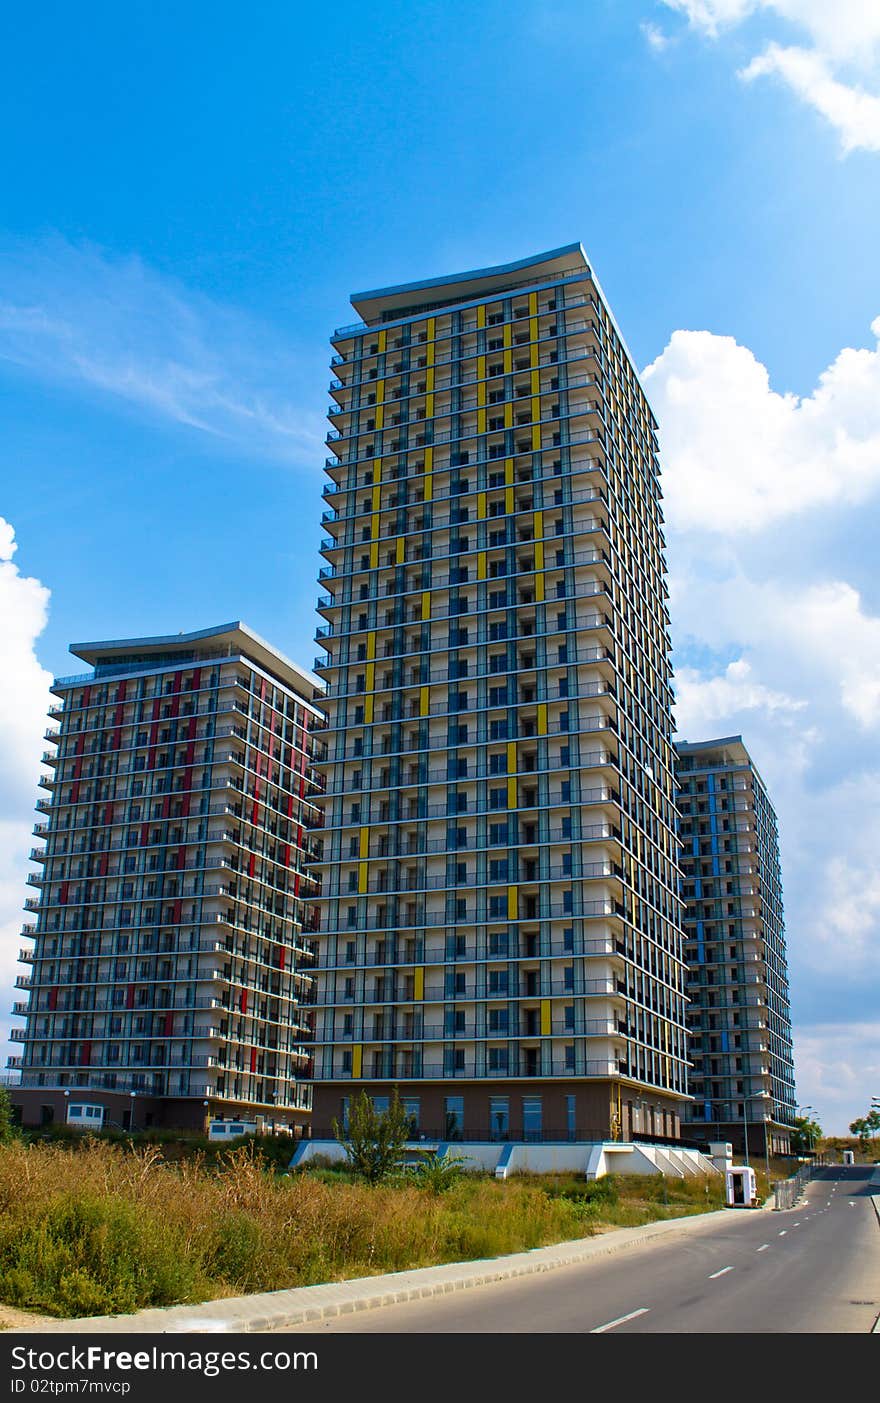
[0,1138,725,1319]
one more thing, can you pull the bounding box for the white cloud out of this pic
[793,1023,880,1135]
[740,44,880,152]
[663,0,880,61]
[661,1,757,39]
[673,573,880,730]
[674,658,805,737]
[0,236,325,464]
[657,0,880,152]
[0,522,52,1062]
[648,307,880,1133]
[642,318,880,532]
[640,21,673,52]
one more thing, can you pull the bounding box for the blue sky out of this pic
[2,1,879,1132]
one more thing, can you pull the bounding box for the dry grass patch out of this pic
[0,1140,606,1318]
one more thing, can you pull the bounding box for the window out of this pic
[488,1046,508,1071]
[522,1097,542,1143]
[566,1094,576,1139]
[445,1096,464,1140]
[489,1097,509,1140]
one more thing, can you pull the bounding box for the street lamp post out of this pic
[797,1104,815,1160]
[742,1090,750,1167]
[129,1089,136,1132]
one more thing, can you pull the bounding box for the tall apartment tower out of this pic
[311,244,689,1143]
[675,736,796,1155]
[11,623,325,1135]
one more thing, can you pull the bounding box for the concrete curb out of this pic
[869,1192,880,1334]
[17,1208,752,1335]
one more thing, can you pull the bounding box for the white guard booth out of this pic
[66,1102,105,1130]
[843,1149,855,1166]
[725,1165,757,1207]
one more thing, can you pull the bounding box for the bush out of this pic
[0,1087,17,1145]
[0,1193,204,1316]
[410,1150,468,1194]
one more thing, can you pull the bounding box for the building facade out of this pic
[10,623,325,1134]
[311,244,689,1143]
[675,736,797,1155]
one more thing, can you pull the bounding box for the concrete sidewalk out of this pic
[19,1208,756,1335]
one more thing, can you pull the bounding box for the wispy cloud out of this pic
[640,21,673,52]
[0,236,326,463]
[740,44,880,153]
[654,1,880,152]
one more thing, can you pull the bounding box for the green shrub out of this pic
[0,1087,18,1145]
[410,1150,468,1194]
[0,1193,204,1316]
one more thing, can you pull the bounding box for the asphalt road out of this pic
[283,1167,880,1334]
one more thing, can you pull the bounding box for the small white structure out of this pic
[208,1119,259,1142]
[66,1102,105,1130]
[842,1149,855,1166]
[725,1165,757,1207]
[709,1141,734,1175]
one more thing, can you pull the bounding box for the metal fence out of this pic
[769,1161,814,1210]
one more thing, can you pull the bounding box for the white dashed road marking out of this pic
[757,1244,769,1252]
[591,1308,650,1333]
[708,1267,734,1279]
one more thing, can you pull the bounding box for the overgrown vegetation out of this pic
[332,1089,413,1183]
[821,1134,879,1164]
[408,1149,468,1194]
[0,1139,723,1320]
[0,1088,17,1146]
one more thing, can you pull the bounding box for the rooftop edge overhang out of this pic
[674,735,750,768]
[65,621,325,703]
[350,243,589,325]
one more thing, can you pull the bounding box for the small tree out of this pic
[790,1114,821,1155]
[867,1108,880,1141]
[332,1090,412,1184]
[850,1117,871,1150]
[0,1086,18,1144]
